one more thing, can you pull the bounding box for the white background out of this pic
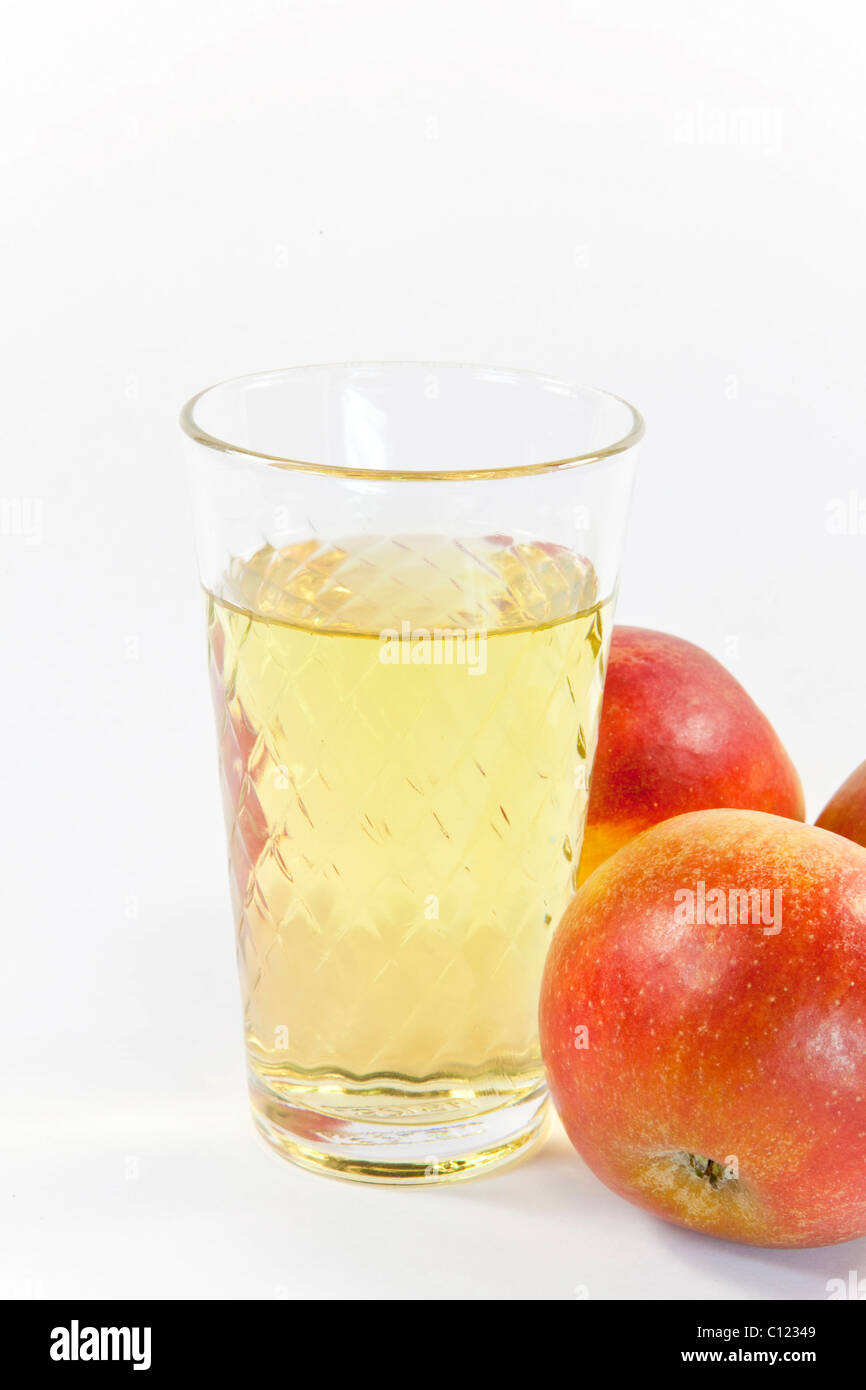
[2,0,865,1300]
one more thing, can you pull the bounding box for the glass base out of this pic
[249,1074,550,1184]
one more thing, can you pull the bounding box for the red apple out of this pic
[540,809,866,1247]
[210,615,269,890]
[580,628,804,883]
[817,760,866,850]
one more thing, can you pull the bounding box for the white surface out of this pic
[2,0,865,1300]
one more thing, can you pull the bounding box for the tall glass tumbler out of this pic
[181,364,642,1183]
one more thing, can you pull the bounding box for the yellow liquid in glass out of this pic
[207,534,611,1126]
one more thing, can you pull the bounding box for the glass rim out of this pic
[179,361,645,482]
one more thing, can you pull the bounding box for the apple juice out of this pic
[206,533,612,1159]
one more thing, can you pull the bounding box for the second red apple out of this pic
[581,627,804,882]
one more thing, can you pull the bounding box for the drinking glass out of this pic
[181,363,642,1183]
